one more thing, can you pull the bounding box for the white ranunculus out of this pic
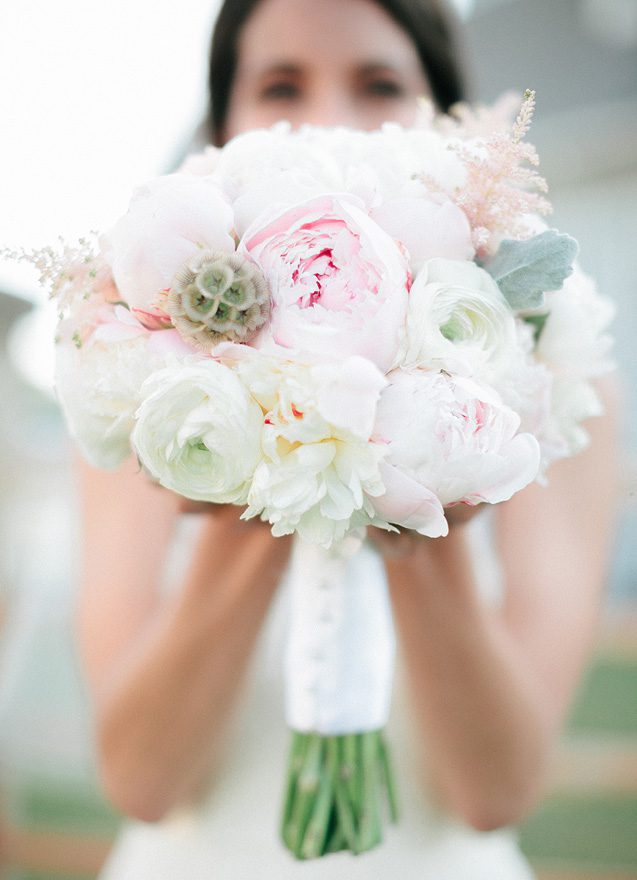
[396,257,518,380]
[55,328,167,469]
[231,350,390,546]
[132,359,264,504]
[101,174,235,311]
[373,371,540,518]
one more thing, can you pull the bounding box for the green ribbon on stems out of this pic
[281,729,398,859]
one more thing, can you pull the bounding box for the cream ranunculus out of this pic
[132,359,264,503]
[373,370,540,520]
[101,174,235,311]
[240,194,411,372]
[229,349,390,546]
[396,257,518,379]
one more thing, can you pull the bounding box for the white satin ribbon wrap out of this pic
[284,535,396,735]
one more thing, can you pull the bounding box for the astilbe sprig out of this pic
[435,90,522,138]
[448,89,552,256]
[0,234,102,311]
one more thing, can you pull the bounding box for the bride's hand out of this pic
[166,490,269,531]
[369,502,487,559]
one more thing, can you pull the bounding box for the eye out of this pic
[260,81,301,101]
[364,79,405,98]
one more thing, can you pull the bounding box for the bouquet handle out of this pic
[280,535,398,858]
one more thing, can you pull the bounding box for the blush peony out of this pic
[373,371,541,523]
[240,195,411,372]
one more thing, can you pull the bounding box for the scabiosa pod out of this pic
[166,250,271,352]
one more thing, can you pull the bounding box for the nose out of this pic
[294,88,358,129]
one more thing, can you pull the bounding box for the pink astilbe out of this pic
[450,90,552,256]
[436,90,522,138]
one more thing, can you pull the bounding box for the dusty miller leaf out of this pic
[483,230,578,310]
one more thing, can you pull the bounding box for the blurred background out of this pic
[0,0,636,877]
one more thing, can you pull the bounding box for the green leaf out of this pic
[523,312,550,345]
[483,230,578,311]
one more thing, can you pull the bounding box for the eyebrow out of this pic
[255,60,407,78]
[355,62,404,76]
[256,63,304,78]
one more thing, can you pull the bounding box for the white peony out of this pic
[370,185,474,275]
[132,359,264,504]
[396,258,519,381]
[229,349,390,546]
[212,123,468,249]
[373,371,541,521]
[101,174,235,311]
[537,266,615,380]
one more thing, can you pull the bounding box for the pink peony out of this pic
[240,195,411,372]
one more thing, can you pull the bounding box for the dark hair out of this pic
[207,0,467,145]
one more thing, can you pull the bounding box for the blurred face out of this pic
[222,0,431,142]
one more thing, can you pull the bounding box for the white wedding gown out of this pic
[99,514,536,880]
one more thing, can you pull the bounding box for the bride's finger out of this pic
[368,527,421,559]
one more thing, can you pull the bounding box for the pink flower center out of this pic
[284,218,381,312]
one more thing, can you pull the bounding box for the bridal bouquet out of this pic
[11,91,614,859]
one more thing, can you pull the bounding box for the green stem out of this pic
[300,737,339,858]
[379,734,399,823]
[286,733,323,855]
[357,731,382,852]
[280,730,398,860]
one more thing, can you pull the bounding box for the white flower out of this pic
[101,174,235,311]
[178,145,222,176]
[132,359,264,504]
[211,123,467,234]
[494,318,553,438]
[55,325,167,469]
[370,186,474,275]
[396,258,518,380]
[534,265,615,460]
[538,266,615,380]
[231,350,389,546]
[373,371,540,520]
